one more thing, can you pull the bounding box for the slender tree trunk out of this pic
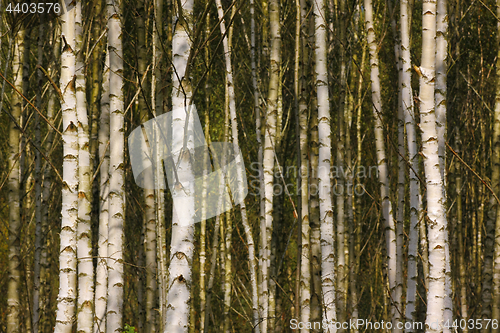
[364,0,398,327]
[40,23,60,333]
[261,0,281,331]
[91,2,108,330]
[400,0,420,329]
[94,47,110,333]
[435,0,453,326]
[89,0,104,169]
[249,1,263,330]
[297,0,311,330]
[483,0,500,328]
[152,0,168,327]
[350,11,365,330]
[490,0,500,329]
[252,0,266,328]
[19,27,32,331]
[336,0,347,328]
[389,1,405,328]
[199,11,211,333]
[32,15,45,333]
[455,131,468,332]
[216,2,234,331]
[314,0,336,327]
[54,3,78,330]
[135,0,158,330]
[106,0,125,330]
[7,27,24,333]
[166,0,195,331]
[418,0,452,331]
[204,216,221,332]
[74,2,94,331]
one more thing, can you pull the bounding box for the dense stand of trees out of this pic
[0,0,499,332]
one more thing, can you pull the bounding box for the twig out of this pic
[36,64,64,102]
[446,141,500,205]
[0,70,62,136]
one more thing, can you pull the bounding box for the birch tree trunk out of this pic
[7,27,24,333]
[75,2,94,331]
[94,48,110,333]
[200,11,211,333]
[152,0,168,326]
[483,0,500,327]
[336,1,347,328]
[388,2,405,328]
[455,131,468,331]
[418,0,452,331]
[251,0,266,327]
[40,24,60,333]
[54,4,78,331]
[135,0,158,329]
[106,0,125,330]
[261,0,281,330]
[435,0,453,326]
[490,0,500,329]
[310,98,322,329]
[89,0,104,169]
[351,13,366,330]
[32,17,45,333]
[249,1,263,329]
[364,0,398,327]
[297,0,311,330]
[165,0,195,330]
[314,0,336,327]
[399,0,420,329]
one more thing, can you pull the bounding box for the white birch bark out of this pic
[435,0,453,325]
[151,1,168,326]
[297,0,311,330]
[400,0,420,329]
[258,0,269,326]
[388,2,405,327]
[54,4,78,331]
[364,0,398,327]
[166,0,195,331]
[350,13,365,329]
[418,0,451,331]
[251,0,266,325]
[106,0,125,331]
[250,2,264,300]
[75,2,94,331]
[7,28,24,333]
[436,0,447,188]
[314,0,336,327]
[94,48,110,333]
[40,24,60,333]
[249,1,263,330]
[261,0,281,330]
[134,0,157,329]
